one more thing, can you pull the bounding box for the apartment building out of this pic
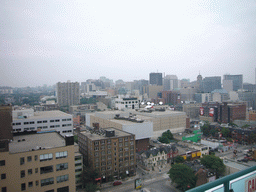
[78,127,136,181]
[12,109,73,137]
[56,81,80,107]
[0,132,76,192]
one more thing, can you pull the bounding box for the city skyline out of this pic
[1,0,256,87]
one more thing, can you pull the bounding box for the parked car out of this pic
[244,156,253,161]
[238,159,248,163]
[113,181,122,186]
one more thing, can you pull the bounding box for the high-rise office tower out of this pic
[149,72,162,86]
[163,75,178,91]
[56,81,80,107]
[223,74,243,91]
[200,76,221,93]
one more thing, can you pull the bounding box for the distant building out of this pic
[163,75,178,91]
[149,72,162,86]
[56,81,80,107]
[224,74,243,91]
[211,89,229,103]
[223,79,233,92]
[78,127,136,181]
[219,102,246,123]
[200,76,221,93]
[249,110,256,121]
[12,109,73,137]
[115,96,141,110]
[144,85,164,100]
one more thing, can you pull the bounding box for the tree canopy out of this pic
[82,166,100,190]
[168,164,197,191]
[158,130,173,144]
[201,121,211,136]
[200,155,225,176]
[221,127,230,138]
[175,156,185,163]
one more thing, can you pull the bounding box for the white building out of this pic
[115,96,141,110]
[12,109,73,136]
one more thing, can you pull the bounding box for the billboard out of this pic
[209,108,214,117]
[135,178,142,189]
[230,170,256,192]
[200,107,204,116]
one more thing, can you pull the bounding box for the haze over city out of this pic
[1,0,256,87]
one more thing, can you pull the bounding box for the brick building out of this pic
[78,127,136,181]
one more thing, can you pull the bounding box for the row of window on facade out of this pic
[94,141,134,151]
[94,147,133,157]
[115,101,138,104]
[13,125,72,132]
[20,151,68,165]
[20,163,68,178]
[13,118,72,126]
[19,175,68,191]
[93,137,134,146]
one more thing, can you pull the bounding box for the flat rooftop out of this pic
[13,110,71,120]
[223,159,250,170]
[132,109,186,118]
[80,127,134,141]
[9,132,66,153]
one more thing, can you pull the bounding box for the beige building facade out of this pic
[0,132,76,192]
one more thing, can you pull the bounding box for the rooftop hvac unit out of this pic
[106,130,115,137]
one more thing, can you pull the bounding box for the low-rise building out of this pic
[0,132,76,192]
[137,146,177,171]
[12,109,73,137]
[78,127,136,181]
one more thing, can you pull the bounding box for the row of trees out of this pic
[168,155,225,191]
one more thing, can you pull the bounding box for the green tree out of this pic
[74,135,78,143]
[200,155,225,177]
[242,124,250,129]
[84,183,100,192]
[168,164,197,191]
[82,166,100,184]
[201,121,211,136]
[158,130,173,144]
[175,156,185,163]
[221,127,230,138]
[229,122,238,127]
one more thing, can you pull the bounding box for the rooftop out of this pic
[80,127,134,140]
[13,110,71,120]
[9,132,66,153]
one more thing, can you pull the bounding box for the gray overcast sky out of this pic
[1,0,256,87]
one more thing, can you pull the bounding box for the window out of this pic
[43,120,47,123]
[37,121,42,123]
[35,155,38,161]
[57,186,69,192]
[55,119,60,122]
[0,160,5,166]
[21,170,25,178]
[75,163,82,166]
[43,126,47,129]
[36,180,39,186]
[56,175,69,183]
[40,166,53,174]
[75,168,82,172]
[56,163,68,171]
[95,152,99,157]
[30,121,34,124]
[62,119,66,121]
[27,156,32,162]
[24,122,29,125]
[21,183,26,191]
[67,118,71,121]
[1,173,6,180]
[16,122,21,125]
[75,156,81,161]
[28,181,33,187]
[41,177,54,186]
[35,168,38,173]
[45,190,54,192]
[28,169,32,175]
[94,146,99,151]
[2,187,7,192]
[50,120,54,122]
[119,138,123,142]
[55,151,68,159]
[130,141,134,145]
[40,153,53,162]
[20,157,24,165]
